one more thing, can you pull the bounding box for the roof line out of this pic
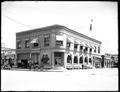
[16,24,102,44]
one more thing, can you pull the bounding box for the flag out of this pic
[90,24,92,31]
[90,19,93,31]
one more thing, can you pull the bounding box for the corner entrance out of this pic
[54,52,64,67]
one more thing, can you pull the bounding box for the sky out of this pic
[1,1,118,54]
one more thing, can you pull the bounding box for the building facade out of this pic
[16,24,102,69]
[101,53,118,68]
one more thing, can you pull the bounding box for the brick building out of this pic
[16,24,102,69]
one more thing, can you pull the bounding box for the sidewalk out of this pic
[8,67,64,72]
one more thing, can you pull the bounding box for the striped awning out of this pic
[67,38,73,43]
[82,42,89,47]
[74,40,80,45]
[30,38,38,43]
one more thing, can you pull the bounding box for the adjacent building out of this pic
[111,54,118,68]
[1,47,16,60]
[16,24,102,69]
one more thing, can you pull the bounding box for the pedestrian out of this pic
[40,60,44,71]
[82,64,84,69]
[29,61,32,70]
[9,58,13,68]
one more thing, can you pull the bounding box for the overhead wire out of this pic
[3,15,33,28]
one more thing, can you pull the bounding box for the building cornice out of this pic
[16,24,102,44]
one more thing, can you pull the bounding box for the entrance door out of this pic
[54,52,64,67]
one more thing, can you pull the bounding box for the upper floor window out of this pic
[56,34,64,47]
[67,38,73,48]
[25,39,30,48]
[33,43,39,47]
[56,40,63,46]
[74,44,78,49]
[17,40,21,49]
[90,48,92,52]
[85,47,88,51]
[84,47,88,53]
[80,46,83,50]
[44,34,50,47]
[98,47,100,53]
[94,46,96,53]
[66,42,71,47]
[31,38,39,48]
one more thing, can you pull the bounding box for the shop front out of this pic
[17,53,30,68]
[54,52,64,67]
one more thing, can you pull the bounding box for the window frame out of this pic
[17,40,22,49]
[56,40,63,46]
[74,44,78,49]
[66,42,71,47]
[94,46,96,53]
[25,39,30,48]
[98,46,100,53]
[44,34,50,47]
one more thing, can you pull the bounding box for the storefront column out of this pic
[93,56,95,67]
[82,46,85,65]
[71,54,74,69]
[15,53,17,66]
[78,55,80,65]
[64,52,67,68]
[72,54,74,64]
[87,55,89,65]
[51,51,54,68]
[105,60,107,68]
[83,55,85,65]
[108,61,110,68]
[39,53,41,66]
[87,47,90,55]
[91,56,93,66]
[110,61,111,68]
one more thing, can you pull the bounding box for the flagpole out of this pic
[90,19,93,31]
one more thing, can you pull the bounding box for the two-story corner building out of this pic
[16,24,102,69]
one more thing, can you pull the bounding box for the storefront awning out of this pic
[90,44,95,49]
[82,42,89,47]
[74,40,80,45]
[67,38,73,43]
[56,35,64,40]
[30,38,38,43]
[85,43,90,47]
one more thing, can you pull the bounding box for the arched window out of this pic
[74,56,78,63]
[41,54,49,64]
[79,56,83,63]
[67,55,72,64]
[89,58,92,63]
[85,57,88,63]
